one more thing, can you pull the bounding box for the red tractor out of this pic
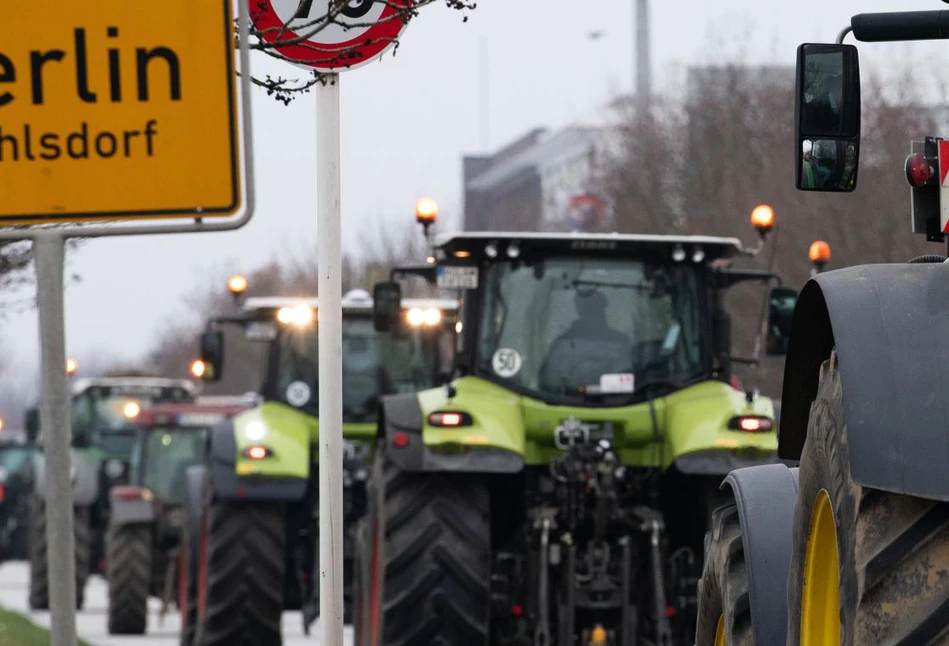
[105,400,253,635]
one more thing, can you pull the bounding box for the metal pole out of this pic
[317,73,344,646]
[635,0,651,109]
[34,233,77,646]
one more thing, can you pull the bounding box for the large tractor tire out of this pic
[694,465,798,646]
[695,504,747,646]
[179,468,205,646]
[787,351,949,645]
[194,500,286,646]
[28,498,91,610]
[27,496,49,610]
[107,523,152,635]
[352,518,371,646]
[362,448,491,645]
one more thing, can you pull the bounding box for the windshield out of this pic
[270,317,442,422]
[476,257,706,405]
[0,447,32,476]
[140,429,205,503]
[71,385,192,456]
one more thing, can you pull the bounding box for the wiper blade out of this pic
[572,279,651,291]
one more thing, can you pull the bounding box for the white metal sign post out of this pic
[248,1,410,644]
[0,2,254,644]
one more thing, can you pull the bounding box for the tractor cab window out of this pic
[477,257,705,405]
[270,317,440,422]
[140,429,206,503]
[71,385,192,456]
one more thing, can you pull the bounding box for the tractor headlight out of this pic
[105,459,125,479]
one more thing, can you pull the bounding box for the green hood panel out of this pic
[416,376,777,468]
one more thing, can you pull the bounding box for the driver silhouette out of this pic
[539,290,633,392]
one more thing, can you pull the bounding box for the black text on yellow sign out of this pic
[0,1,241,225]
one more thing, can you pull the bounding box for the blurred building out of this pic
[462,126,612,232]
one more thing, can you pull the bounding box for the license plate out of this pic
[437,266,478,289]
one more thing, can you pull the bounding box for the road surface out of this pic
[0,561,353,645]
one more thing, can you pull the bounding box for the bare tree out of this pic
[140,218,437,390]
[598,54,940,397]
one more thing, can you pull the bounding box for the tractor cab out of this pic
[198,287,459,437]
[105,400,251,635]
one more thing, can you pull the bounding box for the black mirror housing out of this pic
[200,330,224,382]
[766,287,798,356]
[795,43,861,192]
[373,282,402,333]
[24,407,39,444]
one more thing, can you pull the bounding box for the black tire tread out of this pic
[198,502,286,646]
[695,503,753,645]
[375,455,490,646]
[107,523,151,635]
[28,496,48,610]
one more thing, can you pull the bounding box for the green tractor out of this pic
[180,287,458,645]
[351,217,791,645]
[25,375,197,610]
[695,10,949,645]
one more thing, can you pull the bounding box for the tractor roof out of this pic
[433,231,745,262]
[134,401,252,429]
[71,377,197,397]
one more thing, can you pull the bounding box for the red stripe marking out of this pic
[940,140,949,186]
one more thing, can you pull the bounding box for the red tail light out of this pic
[906,153,936,188]
[428,411,473,427]
[392,432,410,448]
[243,446,273,460]
[727,416,773,433]
[112,486,145,501]
[0,484,6,502]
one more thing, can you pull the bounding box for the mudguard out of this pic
[720,464,799,646]
[207,417,307,502]
[182,465,204,587]
[379,393,523,473]
[779,262,949,500]
[32,451,98,506]
[109,491,155,526]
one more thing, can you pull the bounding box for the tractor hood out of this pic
[413,376,777,470]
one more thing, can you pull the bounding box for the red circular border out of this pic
[249,0,411,72]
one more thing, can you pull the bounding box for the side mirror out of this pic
[766,287,798,356]
[24,407,39,444]
[373,282,402,333]
[199,330,224,382]
[795,43,860,192]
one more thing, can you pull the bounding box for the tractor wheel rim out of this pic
[801,488,840,645]
[714,615,726,646]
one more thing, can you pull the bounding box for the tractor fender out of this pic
[720,464,799,646]
[778,262,949,500]
[182,465,205,583]
[32,451,98,505]
[380,393,523,473]
[108,488,156,526]
[206,420,306,502]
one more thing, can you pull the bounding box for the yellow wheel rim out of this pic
[801,489,841,645]
[714,615,726,646]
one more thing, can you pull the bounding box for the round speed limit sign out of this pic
[249,0,411,72]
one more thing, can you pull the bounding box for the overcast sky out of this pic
[1,0,945,384]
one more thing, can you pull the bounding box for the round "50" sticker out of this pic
[492,348,522,378]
